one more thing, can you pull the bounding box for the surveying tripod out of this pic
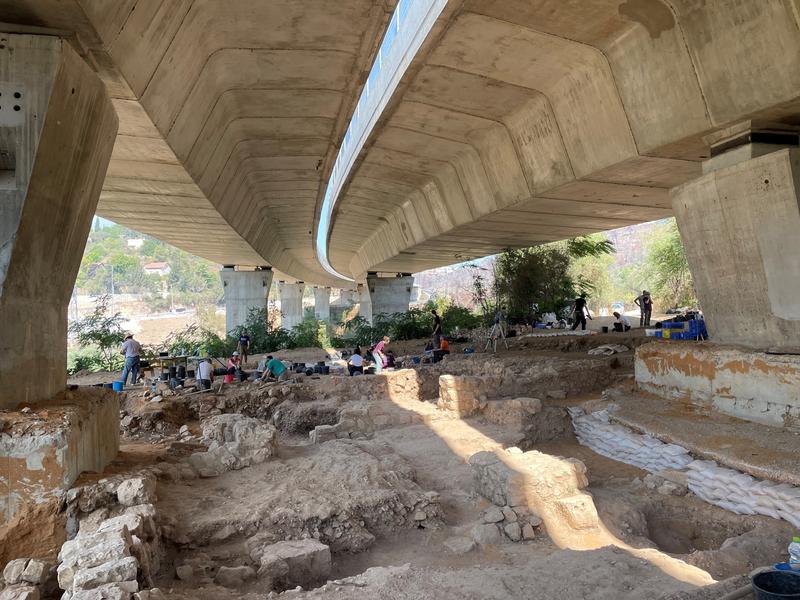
[484,321,509,353]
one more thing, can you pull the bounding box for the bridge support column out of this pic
[639,126,800,427]
[367,273,414,319]
[220,267,272,335]
[671,125,800,350]
[279,282,305,330]
[313,287,330,321]
[0,34,118,408]
[356,284,373,323]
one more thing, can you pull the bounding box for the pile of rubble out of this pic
[187,414,277,477]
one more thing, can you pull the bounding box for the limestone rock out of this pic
[256,540,331,589]
[443,536,475,555]
[72,557,139,592]
[3,559,28,585]
[174,565,194,582]
[522,523,536,540]
[0,585,39,600]
[501,506,517,523]
[116,477,156,507]
[215,565,256,588]
[484,397,542,427]
[470,523,502,546]
[21,560,49,585]
[481,506,504,524]
[187,445,237,477]
[133,589,166,600]
[71,581,138,599]
[504,522,522,542]
[97,514,147,540]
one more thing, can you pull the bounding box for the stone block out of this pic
[504,522,522,542]
[71,581,138,600]
[72,557,139,592]
[309,425,338,444]
[438,375,485,417]
[3,559,28,585]
[0,585,39,600]
[21,559,49,585]
[116,477,156,507]
[470,523,502,546]
[214,565,256,588]
[484,397,542,427]
[443,536,475,555]
[481,506,504,523]
[256,540,331,589]
[554,495,599,530]
[0,390,119,525]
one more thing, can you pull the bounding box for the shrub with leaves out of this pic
[68,295,126,371]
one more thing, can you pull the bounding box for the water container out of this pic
[789,537,800,567]
[752,570,800,599]
[112,381,124,392]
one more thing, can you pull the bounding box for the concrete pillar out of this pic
[672,124,800,350]
[220,267,273,335]
[357,283,373,323]
[367,273,414,318]
[278,282,305,330]
[0,34,118,408]
[313,287,330,321]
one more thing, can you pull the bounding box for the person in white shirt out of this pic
[348,348,364,376]
[119,334,142,386]
[196,359,213,390]
[613,312,631,332]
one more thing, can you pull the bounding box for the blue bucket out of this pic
[412,356,421,365]
[112,381,124,392]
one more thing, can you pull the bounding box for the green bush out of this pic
[67,348,104,375]
[68,295,126,371]
[291,317,331,349]
[160,324,234,358]
[441,304,482,331]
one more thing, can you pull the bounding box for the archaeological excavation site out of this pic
[2,1,800,599]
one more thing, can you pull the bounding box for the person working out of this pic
[196,358,213,390]
[431,309,443,349]
[612,312,631,332]
[260,355,289,382]
[237,329,251,364]
[348,348,364,376]
[372,336,389,374]
[634,290,653,327]
[224,351,242,383]
[571,294,592,331]
[119,334,142,386]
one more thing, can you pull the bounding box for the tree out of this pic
[645,219,696,309]
[68,295,127,371]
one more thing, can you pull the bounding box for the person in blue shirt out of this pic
[237,329,251,364]
[260,355,288,382]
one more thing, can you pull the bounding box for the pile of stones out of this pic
[0,558,56,599]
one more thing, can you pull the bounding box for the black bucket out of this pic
[177,365,186,379]
[322,366,330,375]
[168,366,177,379]
[102,383,114,389]
[159,372,169,381]
[752,571,800,599]
[602,326,609,333]
[187,369,195,378]
[305,368,314,376]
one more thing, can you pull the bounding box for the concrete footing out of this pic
[220,267,273,334]
[635,342,800,429]
[0,388,120,525]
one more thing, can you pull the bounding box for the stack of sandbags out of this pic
[687,460,800,527]
[569,408,693,473]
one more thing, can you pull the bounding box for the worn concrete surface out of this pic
[220,267,272,335]
[367,274,414,318]
[673,146,800,350]
[601,386,800,487]
[635,342,800,429]
[3,2,800,286]
[0,388,120,525]
[278,282,305,331]
[0,33,117,407]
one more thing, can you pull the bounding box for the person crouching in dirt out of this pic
[224,351,242,383]
[612,312,631,332]
[372,336,390,374]
[260,355,289,382]
[196,358,213,390]
[348,348,364,376]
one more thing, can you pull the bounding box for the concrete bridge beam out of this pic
[0,34,117,408]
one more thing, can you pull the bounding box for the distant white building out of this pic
[127,238,145,249]
[143,261,170,276]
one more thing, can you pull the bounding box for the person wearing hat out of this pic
[119,334,142,386]
[634,290,653,327]
[196,358,214,390]
[224,351,242,383]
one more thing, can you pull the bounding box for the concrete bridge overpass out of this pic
[2,0,800,407]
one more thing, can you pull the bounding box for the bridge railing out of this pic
[315,0,448,280]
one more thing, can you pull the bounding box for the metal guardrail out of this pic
[315,0,448,281]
